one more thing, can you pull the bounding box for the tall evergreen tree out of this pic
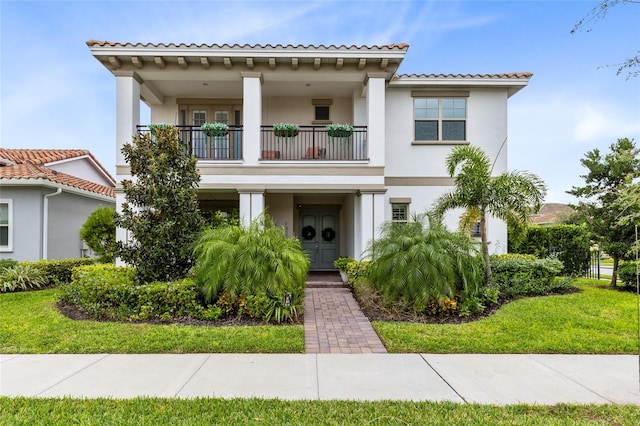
[116,124,204,283]
[567,138,640,287]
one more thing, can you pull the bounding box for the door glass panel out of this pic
[192,110,207,158]
[213,110,230,158]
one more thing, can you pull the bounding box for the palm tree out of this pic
[433,145,547,283]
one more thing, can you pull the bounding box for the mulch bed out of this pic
[56,301,294,327]
[350,282,580,325]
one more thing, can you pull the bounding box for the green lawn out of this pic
[1,398,639,425]
[374,279,638,353]
[0,289,303,354]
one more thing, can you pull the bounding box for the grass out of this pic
[0,289,303,354]
[1,398,639,425]
[374,279,639,354]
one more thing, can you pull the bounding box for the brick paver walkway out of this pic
[304,273,387,354]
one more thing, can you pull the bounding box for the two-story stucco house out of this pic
[87,41,531,270]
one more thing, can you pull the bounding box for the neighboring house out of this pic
[87,41,531,269]
[0,149,116,261]
[530,203,574,226]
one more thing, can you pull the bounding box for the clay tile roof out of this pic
[86,40,410,51]
[395,72,533,79]
[0,149,115,198]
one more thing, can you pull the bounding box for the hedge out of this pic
[490,254,569,297]
[509,224,591,275]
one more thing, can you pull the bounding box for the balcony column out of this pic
[115,72,141,167]
[242,72,263,165]
[355,189,387,260]
[238,189,265,227]
[365,73,386,166]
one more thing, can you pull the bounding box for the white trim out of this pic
[0,199,13,252]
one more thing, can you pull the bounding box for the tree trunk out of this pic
[610,256,619,288]
[480,211,492,284]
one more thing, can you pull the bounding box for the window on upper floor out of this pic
[0,200,13,252]
[414,97,467,142]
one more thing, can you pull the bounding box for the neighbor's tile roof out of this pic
[0,149,115,198]
[86,41,410,50]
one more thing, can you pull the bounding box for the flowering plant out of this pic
[201,122,229,137]
[273,123,299,137]
[326,123,354,138]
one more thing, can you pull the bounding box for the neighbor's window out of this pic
[414,98,466,141]
[0,200,12,251]
[391,203,409,223]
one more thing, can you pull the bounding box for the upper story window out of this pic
[412,92,468,142]
[0,200,13,252]
[312,99,332,124]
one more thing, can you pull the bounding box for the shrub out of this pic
[193,214,309,323]
[333,257,354,271]
[0,259,18,269]
[61,264,210,322]
[0,263,47,292]
[30,258,96,285]
[618,262,639,288]
[490,254,566,297]
[509,224,591,275]
[345,260,371,284]
[80,206,116,262]
[366,214,485,313]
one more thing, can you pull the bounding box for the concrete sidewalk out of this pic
[1,354,638,405]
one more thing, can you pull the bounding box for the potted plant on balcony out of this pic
[273,123,299,138]
[201,122,229,137]
[326,123,354,139]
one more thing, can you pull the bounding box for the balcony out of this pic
[136,124,368,162]
[261,125,367,161]
[137,125,243,160]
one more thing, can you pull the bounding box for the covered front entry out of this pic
[299,209,340,270]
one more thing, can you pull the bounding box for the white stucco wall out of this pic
[263,97,352,125]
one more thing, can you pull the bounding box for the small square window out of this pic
[315,106,330,121]
[471,220,481,238]
[391,204,409,223]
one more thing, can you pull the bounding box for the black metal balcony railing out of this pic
[137,125,243,160]
[260,125,367,161]
[136,125,368,161]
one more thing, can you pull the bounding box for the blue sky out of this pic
[2,0,639,203]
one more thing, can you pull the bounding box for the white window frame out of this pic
[411,91,469,143]
[391,201,410,223]
[0,199,13,252]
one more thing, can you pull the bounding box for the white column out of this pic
[357,190,387,260]
[365,73,386,166]
[115,72,141,167]
[114,189,127,266]
[242,72,263,165]
[238,189,265,226]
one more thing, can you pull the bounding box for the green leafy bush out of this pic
[490,254,566,297]
[345,260,371,284]
[193,214,308,323]
[0,259,18,269]
[0,263,47,292]
[30,258,96,285]
[333,257,354,271]
[509,224,591,275]
[618,262,639,288]
[366,214,485,313]
[80,206,116,262]
[59,264,215,322]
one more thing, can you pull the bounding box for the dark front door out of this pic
[299,209,339,270]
